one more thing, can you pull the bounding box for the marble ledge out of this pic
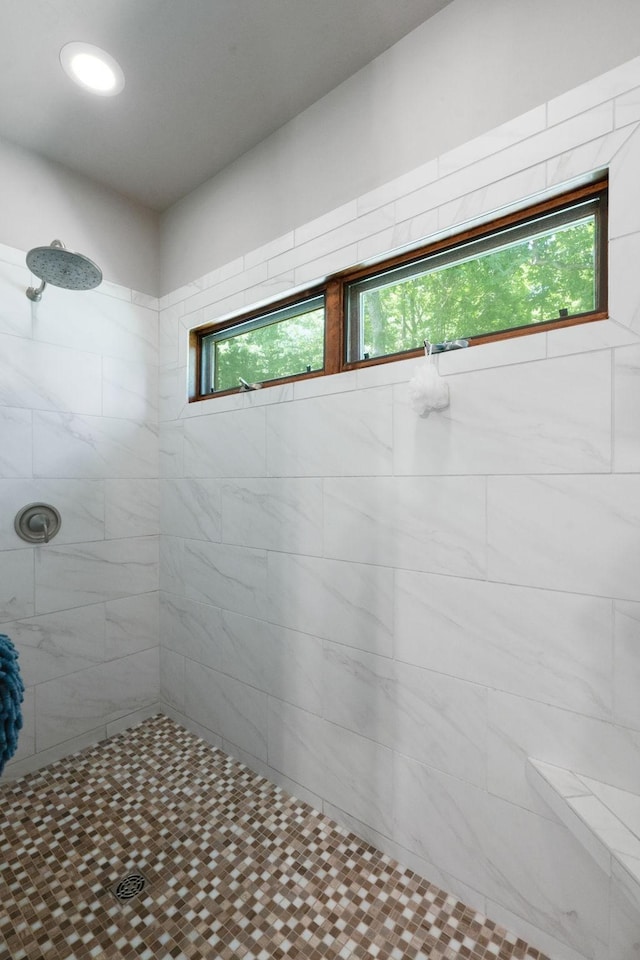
[526,757,640,913]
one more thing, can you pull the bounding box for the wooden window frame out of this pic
[191,177,608,402]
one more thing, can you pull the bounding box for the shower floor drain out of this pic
[110,871,149,903]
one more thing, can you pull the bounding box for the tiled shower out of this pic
[3,44,640,960]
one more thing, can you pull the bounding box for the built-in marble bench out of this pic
[526,758,640,913]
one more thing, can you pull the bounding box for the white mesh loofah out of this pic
[407,344,450,417]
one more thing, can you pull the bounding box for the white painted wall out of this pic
[0,136,160,295]
[160,0,640,294]
[157,57,640,960]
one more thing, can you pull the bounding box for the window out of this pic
[200,294,324,394]
[193,179,607,400]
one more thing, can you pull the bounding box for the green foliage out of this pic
[212,307,324,392]
[361,218,595,357]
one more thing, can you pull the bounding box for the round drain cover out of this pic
[112,872,147,901]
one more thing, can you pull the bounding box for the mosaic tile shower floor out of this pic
[1,715,549,960]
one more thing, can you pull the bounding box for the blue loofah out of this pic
[0,634,24,776]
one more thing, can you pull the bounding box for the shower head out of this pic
[25,239,102,301]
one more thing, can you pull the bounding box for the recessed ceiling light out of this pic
[60,42,125,96]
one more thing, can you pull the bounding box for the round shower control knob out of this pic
[14,503,62,544]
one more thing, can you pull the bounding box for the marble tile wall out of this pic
[157,55,640,960]
[0,258,161,778]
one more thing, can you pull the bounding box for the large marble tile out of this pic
[614,343,640,471]
[324,476,486,578]
[32,287,157,364]
[547,55,640,125]
[186,262,267,318]
[0,260,33,339]
[266,552,393,656]
[0,406,32,478]
[220,609,323,716]
[392,754,489,893]
[159,535,185,596]
[484,901,588,960]
[35,536,159,613]
[160,478,221,541]
[487,475,640,600]
[159,420,184,479]
[439,106,547,177]
[547,318,639,358]
[545,126,633,190]
[436,332,545,376]
[614,600,640,731]
[304,204,395,267]
[291,370,358,401]
[158,303,183,366]
[159,592,226,670]
[356,208,439,270]
[183,407,266,477]
[184,658,267,761]
[526,762,612,876]
[609,232,640,334]
[395,571,613,719]
[394,352,611,476]
[105,478,160,538]
[105,702,163,739]
[395,105,613,226]
[0,478,104,550]
[616,84,640,127]
[1,604,105,685]
[609,875,640,960]
[356,158,438,218]
[33,412,158,479]
[158,363,187,422]
[577,776,640,845]
[102,356,159,422]
[105,592,159,660]
[159,704,223,753]
[437,164,547,237]
[321,797,488,922]
[321,643,486,786]
[614,855,640,916]
[0,549,34,620]
[487,690,640,814]
[0,334,102,415]
[182,538,267,619]
[244,231,294,271]
[294,200,358,247]
[609,124,640,241]
[35,647,159,750]
[159,647,185,713]
[221,478,323,554]
[479,793,610,960]
[265,386,393,477]
[267,698,394,837]
[394,753,609,958]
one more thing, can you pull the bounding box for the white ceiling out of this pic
[0,0,453,211]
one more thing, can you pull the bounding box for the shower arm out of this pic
[26,278,47,302]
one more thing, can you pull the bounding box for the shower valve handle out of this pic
[28,514,50,543]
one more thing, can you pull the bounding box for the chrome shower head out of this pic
[26,239,102,301]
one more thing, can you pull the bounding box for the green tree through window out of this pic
[357,218,595,360]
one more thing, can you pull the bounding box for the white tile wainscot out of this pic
[527,758,640,913]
